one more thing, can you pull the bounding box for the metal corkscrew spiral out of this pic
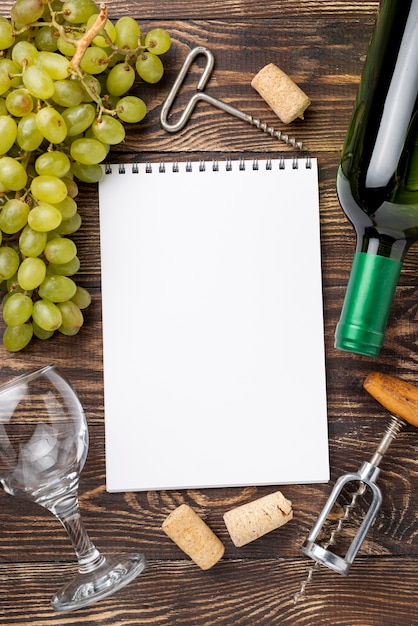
[247,116,304,149]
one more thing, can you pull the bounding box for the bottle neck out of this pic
[335,251,402,357]
[357,232,410,262]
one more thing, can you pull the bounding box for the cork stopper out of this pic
[162,504,225,570]
[251,63,311,124]
[223,491,293,547]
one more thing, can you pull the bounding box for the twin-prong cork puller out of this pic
[296,371,418,597]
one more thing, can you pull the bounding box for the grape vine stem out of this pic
[69,4,108,72]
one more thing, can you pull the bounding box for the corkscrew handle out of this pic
[364,371,418,428]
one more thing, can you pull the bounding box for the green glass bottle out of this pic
[335,0,418,357]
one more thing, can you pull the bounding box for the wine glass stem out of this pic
[52,493,106,574]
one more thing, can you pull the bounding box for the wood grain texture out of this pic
[0,0,418,625]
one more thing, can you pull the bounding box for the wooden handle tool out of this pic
[363,371,418,427]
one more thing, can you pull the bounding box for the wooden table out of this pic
[1,0,417,624]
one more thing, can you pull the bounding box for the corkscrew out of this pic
[294,371,418,603]
[160,46,305,150]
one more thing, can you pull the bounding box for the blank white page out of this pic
[99,157,329,492]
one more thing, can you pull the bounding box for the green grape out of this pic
[36,107,67,143]
[70,162,103,183]
[58,324,79,336]
[0,98,7,117]
[54,195,77,220]
[0,198,30,234]
[11,41,38,67]
[28,202,62,232]
[35,151,71,178]
[5,274,26,295]
[115,16,141,50]
[34,25,59,52]
[86,14,116,47]
[0,17,15,50]
[80,73,101,102]
[55,212,81,235]
[38,274,77,302]
[62,176,79,198]
[11,0,44,25]
[116,95,147,123]
[79,47,109,74]
[19,224,47,257]
[62,0,98,24]
[44,237,77,264]
[32,299,62,331]
[5,88,33,117]
[61,103,95,136]
[34,51,71,80]
[32,320,54,339]
[57,299,83,333]
[0,156,28,191]
[56,34,78,57]
[106,63,135,96]
[70,137,108,165]
[0,68,11,95]
[0,116,18,155]
[71,285,91,309]
[52,78,85,107]
[17,256,46,290]
[135,52,164,83]
[144,28,171,55]
[47,255,80,276]
[31,175,68,204]
[0,247,20,280]
[3,292,33,326]
[3,322,33,351]
[17,113,44,151]
[23,65,55,100]
[92,115,125,144]
[0,59,21,90]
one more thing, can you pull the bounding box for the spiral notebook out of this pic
[98,156,329,492]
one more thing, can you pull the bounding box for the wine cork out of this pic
[162,504,225,570]
[251,63,311,124]
[223,491,293,547]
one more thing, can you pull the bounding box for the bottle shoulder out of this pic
[337,166,418,260]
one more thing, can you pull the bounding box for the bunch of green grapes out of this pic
[0,0,171,351]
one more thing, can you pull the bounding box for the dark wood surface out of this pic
[1,0,418,624]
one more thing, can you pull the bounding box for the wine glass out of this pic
[0,363,146,612]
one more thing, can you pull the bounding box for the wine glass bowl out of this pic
[0,364,146,611]
[0,365,87,505]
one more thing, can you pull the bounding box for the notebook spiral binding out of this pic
[104,155,312,176]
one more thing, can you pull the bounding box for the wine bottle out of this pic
[334,0,418,357]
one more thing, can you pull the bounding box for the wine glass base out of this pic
[51,553,146,612]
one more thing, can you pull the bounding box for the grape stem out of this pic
[69,4,108,72]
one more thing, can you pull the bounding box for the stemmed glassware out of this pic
[0,363,146,611]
